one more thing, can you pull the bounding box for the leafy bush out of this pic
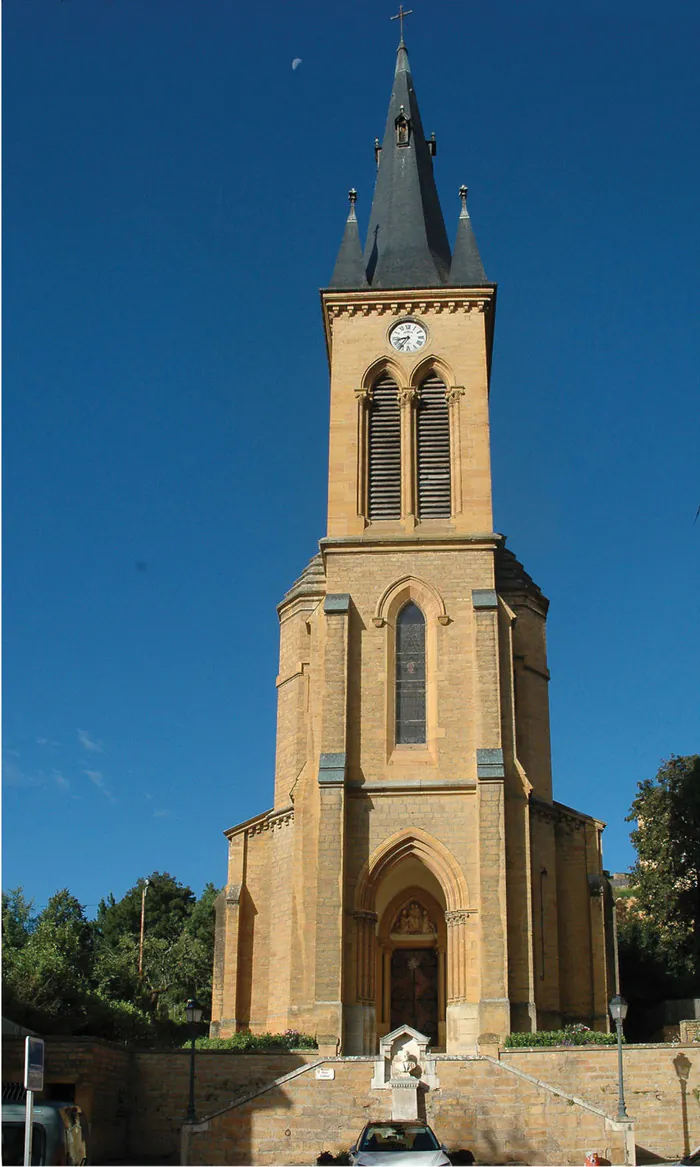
[189,1028,317,1052]
[504,1024,620,1048]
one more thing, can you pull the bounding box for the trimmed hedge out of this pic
[504,1024,620,1048]
[187,1029,317,1052]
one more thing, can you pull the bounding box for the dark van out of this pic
[1,1102,88,1165]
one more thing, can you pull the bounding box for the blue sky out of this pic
[3,0,699,916]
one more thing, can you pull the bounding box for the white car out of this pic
[349,1121,452,1166]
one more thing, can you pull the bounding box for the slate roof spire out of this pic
[329,190,367,289]
[363,35,452,289]
[449,185,487,285]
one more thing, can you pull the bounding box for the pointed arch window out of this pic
[395,602,426,744]
[417,374,451,519]
[368,375,401,520]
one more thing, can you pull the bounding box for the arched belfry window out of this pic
[417,375,451,519]
[368,376,401,520]
[395,603,426,744]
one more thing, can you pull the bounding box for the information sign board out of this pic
[24,1037,45,1093]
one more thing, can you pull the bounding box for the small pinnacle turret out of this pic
[449,185,487,285]
[328,189,367,289]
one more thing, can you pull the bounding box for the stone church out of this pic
[211,33,613,1055]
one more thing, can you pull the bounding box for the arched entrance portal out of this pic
[352,827,470,1054]
[377,885,446,1049]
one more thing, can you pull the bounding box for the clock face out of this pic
[389,319,428,353]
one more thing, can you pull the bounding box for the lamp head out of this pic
[608,994,628,1023]
[185,998,203,1025]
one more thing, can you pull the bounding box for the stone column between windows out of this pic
[397,387,417,520]
[354,387,372,519]
[446,386,465,515]
[314,593,351,1050]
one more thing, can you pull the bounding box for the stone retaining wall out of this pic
[1,1037,130,1164]
[130,1050,319,1162]
[502,1044,700,1163]
[3,1038,698,1164]
[188,1056,628,1167]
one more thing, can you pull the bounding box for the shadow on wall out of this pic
[188,1076,296,1167]
[187,1061,392,1166]
[673,1052,693,1160]
[467,1121,537,1166]
[635,1149,677,1165]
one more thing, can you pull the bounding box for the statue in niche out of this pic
[392,900,436,935]
[390,1045,418,1079]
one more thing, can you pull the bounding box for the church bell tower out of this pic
[211,29,613,1055]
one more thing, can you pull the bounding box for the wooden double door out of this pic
[390,947,438,1042]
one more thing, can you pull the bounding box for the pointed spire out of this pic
[363,38,451,289]
[449,185,487,285]
[329,189,367,289]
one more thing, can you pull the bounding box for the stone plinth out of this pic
[390,1078,419,1120]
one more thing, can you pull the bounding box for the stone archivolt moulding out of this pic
[372,574,449,628]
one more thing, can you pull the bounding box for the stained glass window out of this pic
[395,602,426,744]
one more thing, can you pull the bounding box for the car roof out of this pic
[362,1121,432,1128]
[2,1103,65,1129]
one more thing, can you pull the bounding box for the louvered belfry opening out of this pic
[395,602,427,744]
[368,376,401,520]
[417,375,451,519]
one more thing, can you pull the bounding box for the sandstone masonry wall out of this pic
[502,1043,700,1163]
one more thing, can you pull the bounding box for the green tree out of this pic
[96,871,195,947]
[3,889,94,1029]
[2,874,220,1041]
[2,886,35,949]
[183,882,219,1006]
[626,754,700,982]
[93,875,220,1019]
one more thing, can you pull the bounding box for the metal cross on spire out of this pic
[390,5,413,45]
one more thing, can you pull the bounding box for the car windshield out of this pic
[359,1124,439,1152]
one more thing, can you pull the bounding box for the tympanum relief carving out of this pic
[390,900,436,937]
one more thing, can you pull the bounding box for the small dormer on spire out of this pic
[448,185,487,286]
[395,105,410,147]
[328,189,367,290]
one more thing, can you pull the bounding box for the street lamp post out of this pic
[185,998,203,1124]
[609,994,629,1120]
[138,878,150,979]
